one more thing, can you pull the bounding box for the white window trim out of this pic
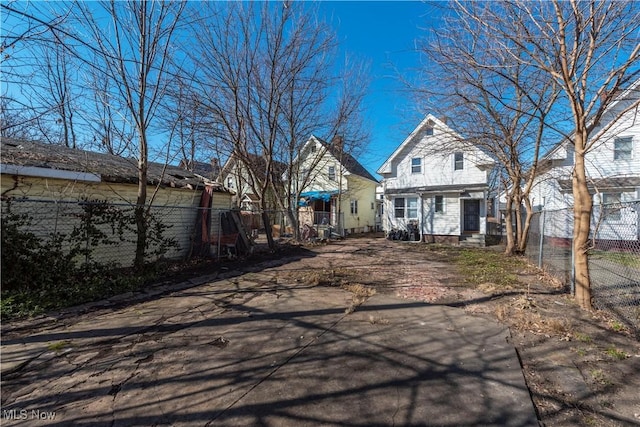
[411,157,422,174]
[407,197,418,219]
[434,195,445,214]
[394,197,418,219]
[602,192,622,221]
[328,165,336,181]
[614,136,633,160]
[454,152,464,171]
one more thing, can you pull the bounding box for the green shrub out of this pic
[1,200,177,320]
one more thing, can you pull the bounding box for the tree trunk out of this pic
[514,196,524,251]
[287,207,301,241]
[573,136,593,310]
[517,198,534,254]
[134,139,148,271]
[261,209,275,250]
[504,195,516,255]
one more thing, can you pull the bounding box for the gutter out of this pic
[0,164,102,183]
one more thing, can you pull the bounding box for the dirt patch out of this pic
[284,236,640,427]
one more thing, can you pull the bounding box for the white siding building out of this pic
[377,114,494,244]
[532,81,640,243]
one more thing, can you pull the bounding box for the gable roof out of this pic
[377,114,460,175]
[0,138,220,190]
[219,152,287,182]
[307,135,378,183]
[540,78,640,162]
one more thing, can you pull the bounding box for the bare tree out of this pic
[416,1,563,255]
[74,0,186,269]
[452,0,640,309]
[32,35,80,147]
[188,2,369,247]
[1,2,83,146]
[0,96,42,139]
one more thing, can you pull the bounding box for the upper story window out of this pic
[227,177,233,188]
[310,144,316,153]
[425,127,434,136]
[411,157,422,174]
[350,199,358,215]
[328,165,336,181]
[614,136,632,160]
[454,152,464,170]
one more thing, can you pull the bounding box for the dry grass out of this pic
[285,269,376,314]
[495,297,572,338]
[368,314,390,325]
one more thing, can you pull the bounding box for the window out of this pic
[602,193,622,220]
[328,165,336,181]
[394,197,418,218]
[434,195,444,213]
[371,202,375,210]
[407,197,418,218]
[350,199,358,215]
[425,127,434,136]
[310,144,316,153]
[486,197,495,217]
[227,177,233,188]
[454,152,464,170]
[614,136,632,160]
[411,157,422,173]
[394,198,405,218]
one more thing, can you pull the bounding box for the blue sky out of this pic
[2,1,442,178]
[316,1,445,178]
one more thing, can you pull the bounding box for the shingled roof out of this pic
[1,138,219,190]
[315,137,378,183]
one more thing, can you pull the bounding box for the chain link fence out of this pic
[1,199,346,270]
[526,202,640,332]
[0,198,231,268]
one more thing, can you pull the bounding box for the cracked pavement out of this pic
[1,241,538,426]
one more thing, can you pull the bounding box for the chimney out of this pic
[210,158,220,180]
[331,135,344,151]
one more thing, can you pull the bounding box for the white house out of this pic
[297,135,378,235]
[532,81,640,245]
[377,114,495,244]
[218,153,285,213]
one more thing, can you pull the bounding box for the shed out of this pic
[0,138,233,265]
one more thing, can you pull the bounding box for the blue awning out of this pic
[298,190,338,206]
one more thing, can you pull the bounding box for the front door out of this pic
[463,199,480,233]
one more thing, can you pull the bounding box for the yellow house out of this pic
[1,138,232,265]
[297,136,379,235]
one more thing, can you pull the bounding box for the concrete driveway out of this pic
[1,248,538,426]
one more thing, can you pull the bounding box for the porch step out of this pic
[459,234,485,248]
